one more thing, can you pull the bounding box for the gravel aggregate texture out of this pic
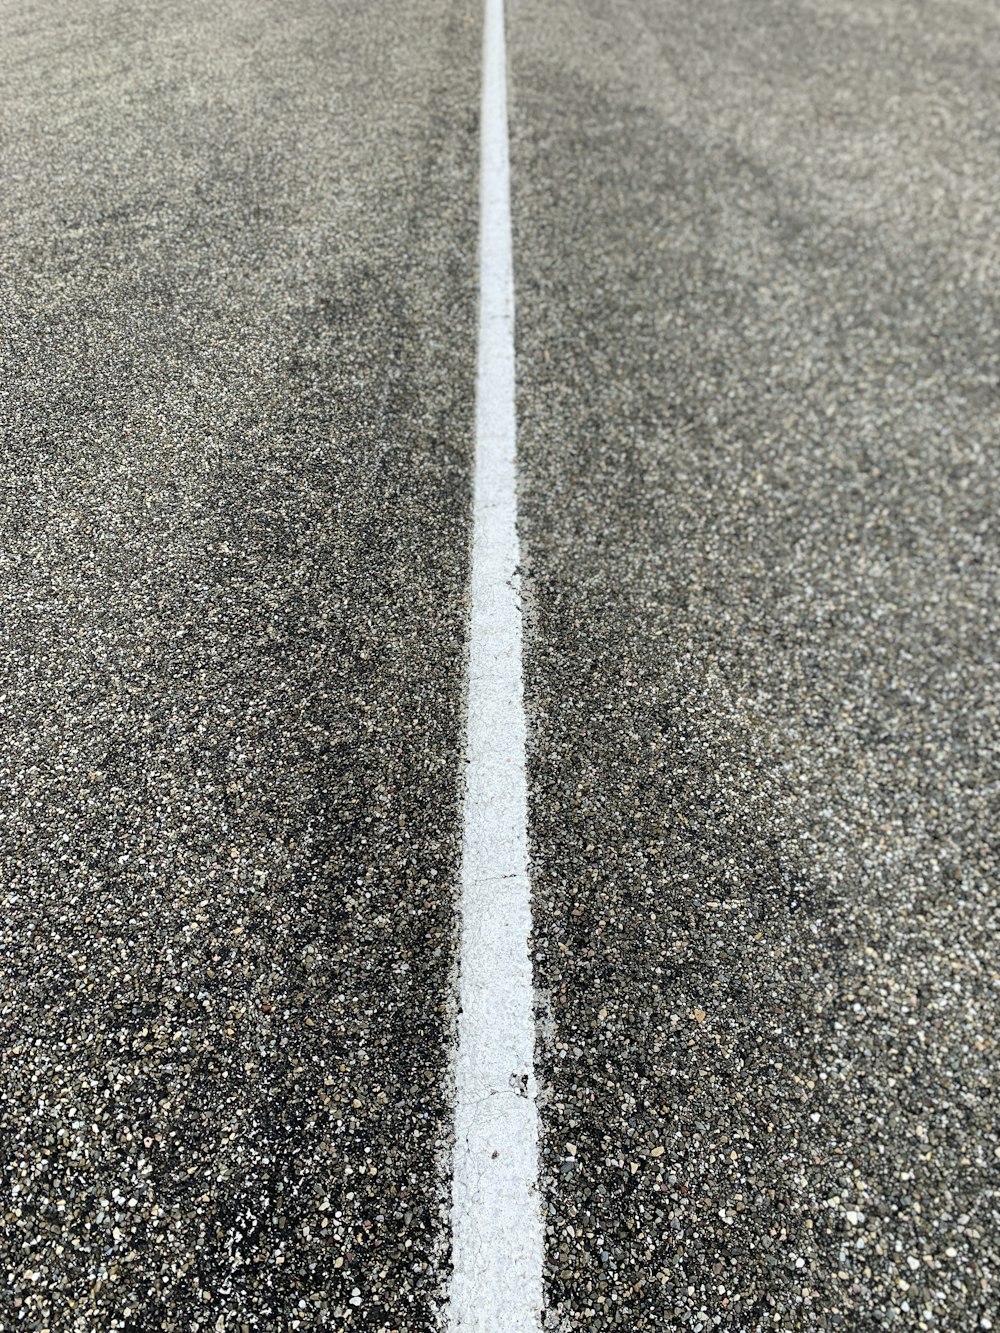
[0,0,479,1327]
[509,0,999,1328]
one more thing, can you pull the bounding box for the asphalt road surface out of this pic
[1,0,478,1327]
[2,0,997,1330]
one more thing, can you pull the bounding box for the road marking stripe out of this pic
[447,0,543,1327]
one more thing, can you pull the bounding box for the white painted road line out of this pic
[447,0,544,1328]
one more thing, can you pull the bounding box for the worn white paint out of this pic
[447,0,544,1327]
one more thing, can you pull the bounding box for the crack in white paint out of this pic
[447,0,543,1328]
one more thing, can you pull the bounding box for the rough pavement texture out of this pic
[510,0,999,1328]
[0,0,478,1328]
